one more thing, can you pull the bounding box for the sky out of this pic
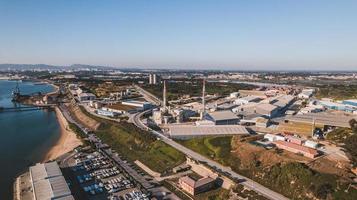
[0,0,356,70]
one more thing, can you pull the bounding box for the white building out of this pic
[303,140,318,149]
[122,100,153,110]
[149,74,158,84]
[298,88,315,99]
[255,103,279,117]
[234,96,261,105]
[229,92,239,98]
[29,162,74,200]
[78,93,96,102]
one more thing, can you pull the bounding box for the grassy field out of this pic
[195,187,230,200]
[326,128,352,143]
[77,106,186,174]
[142,81,257,101]
[316,84,357,100]
[177,136,240,167]
[178,136,357,200]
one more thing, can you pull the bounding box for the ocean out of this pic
[0,80,61,199]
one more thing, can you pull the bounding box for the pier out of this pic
[0,105,55,113]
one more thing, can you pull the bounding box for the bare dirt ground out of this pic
[68,103,100,130]
[231,137,307,169]
[307,157,352,178]
[231,136,352,177]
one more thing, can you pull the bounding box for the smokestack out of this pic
[163,80,167,111]
[200,78,206,120]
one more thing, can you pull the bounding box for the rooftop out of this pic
[106,103,137,111]
[33,176,72,200]
[274,140,318,155]
[180,176,215,189]
[238,96,261,102]
[78,92,96,97]
[256,103,278,112]
[285,113,356,128]
[208,110,239,121]
[168,125,249,137]
[30,162,62,182]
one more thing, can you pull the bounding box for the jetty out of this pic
[0,105,55,113]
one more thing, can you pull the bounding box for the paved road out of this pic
[133,84,162,106]
[132,110,289,200]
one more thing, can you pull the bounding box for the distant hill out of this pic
[0,63,117,71]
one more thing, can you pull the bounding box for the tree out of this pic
[349,119,357,134]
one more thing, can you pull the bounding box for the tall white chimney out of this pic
[200,78,206,120]
[163,80,167,111]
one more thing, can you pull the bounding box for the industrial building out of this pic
[29,162,74,200]
[78,92,96,102]
[122,100,153,110]
[272,95,295,110]
[255,103,279,117]
[96,109,117,117]
[207,110,240,125]
[274,140,319,158]
[167,124,249,139]
[102,103,138,114]
[179,176,216,195]
[234,96,262,105]
[298,88,315,99]
[284,113,356,128]
[239,90,267,98]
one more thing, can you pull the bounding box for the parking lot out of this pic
[65,149,150,200]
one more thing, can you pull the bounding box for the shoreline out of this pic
[42,106,82,162]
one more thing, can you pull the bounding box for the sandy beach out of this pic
[43,107,82,162]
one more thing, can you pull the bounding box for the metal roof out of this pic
[33,176,72,200]
[208,110,239,121]
[169,125,249,137]
[55,196,75,200]
[180,176,215,188]
[285,113,357,128]
[256,103,278,112]
[30,162,62,182]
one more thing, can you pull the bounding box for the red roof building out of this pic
[179,176,215,195]
[274,140,319,158]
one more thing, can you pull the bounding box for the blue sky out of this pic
[0,0,356,70]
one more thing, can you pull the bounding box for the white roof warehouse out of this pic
[167,125,249,139]
[29,162,74,200]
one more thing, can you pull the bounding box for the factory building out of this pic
[272,95,295,111]
[234,96,262,105]
[29,162,74,200]
[167,124,249,139]
[103,103,138,114]
[96,109,117,117]
[207,110,240,125]
[122,100,153,110]
[298,88,315,99]
[239,90,267,98]
[78,92,96,102]
[179,176,216,195]
[255,103,279,117]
